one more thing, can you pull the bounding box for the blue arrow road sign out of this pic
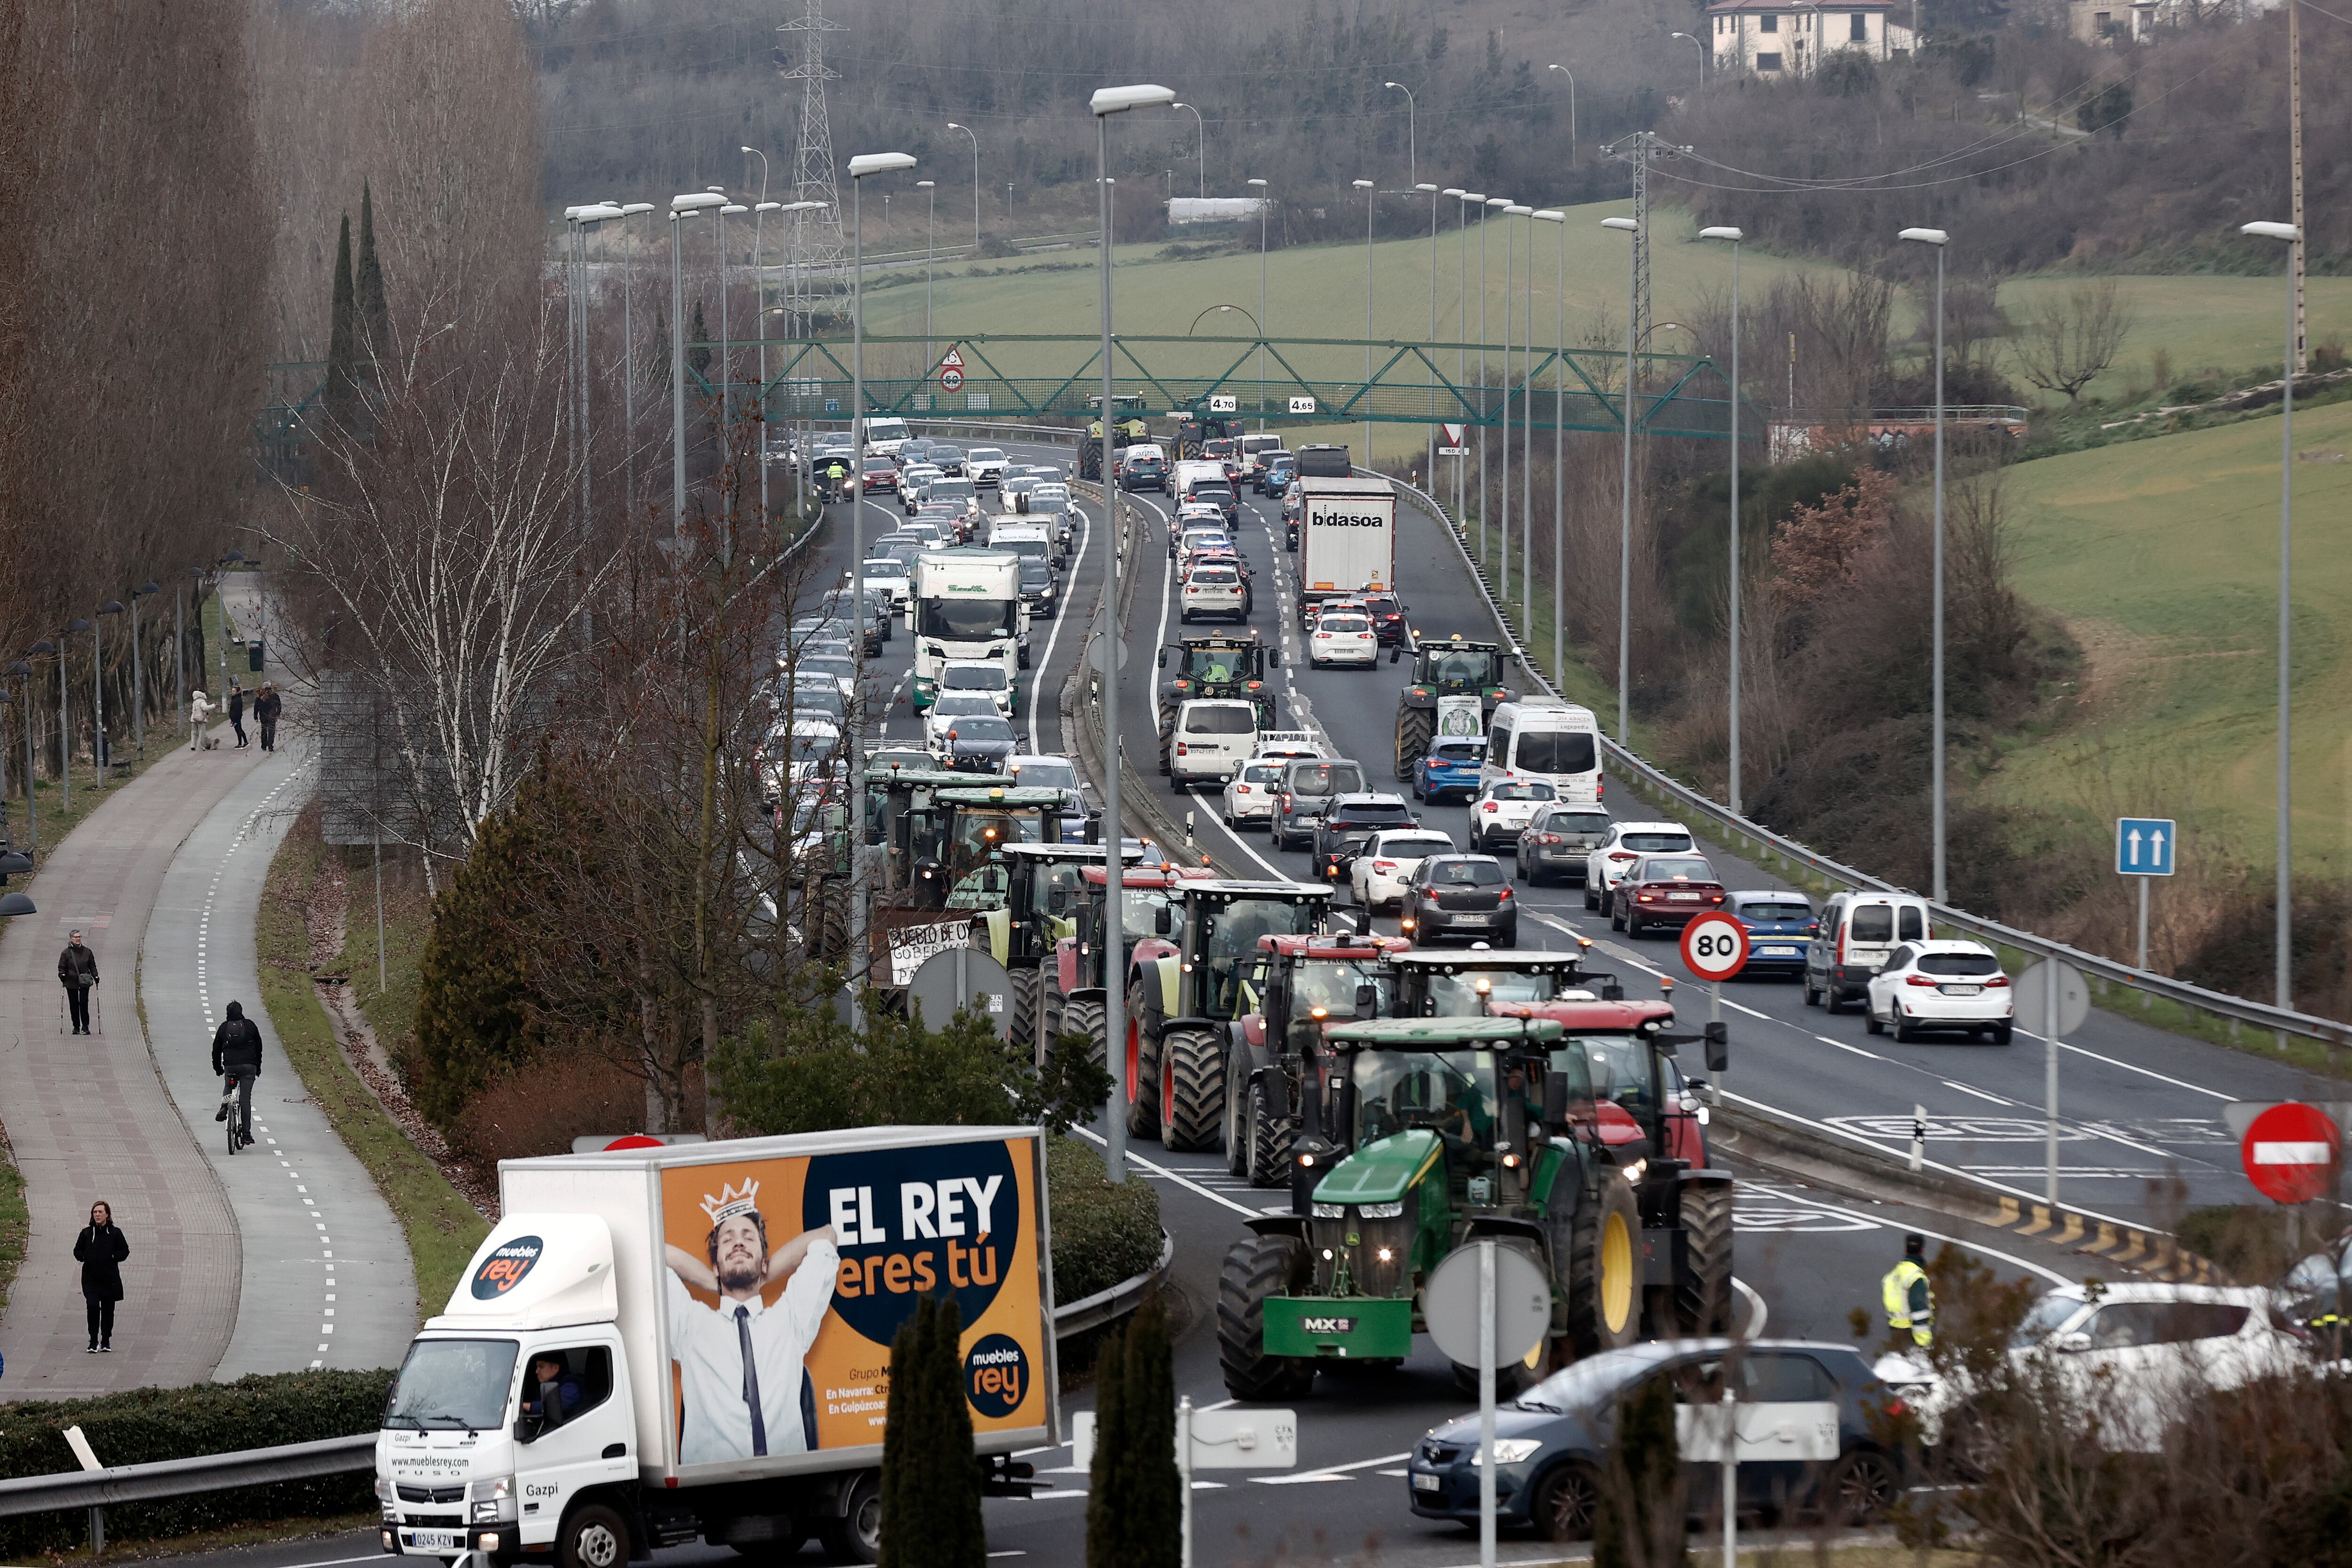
[2116,817,2176,876]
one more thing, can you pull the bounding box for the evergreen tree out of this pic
[880,1293,986,1568]
[1595,1376,1689,1568]
[357,181,389,366]
[412,772,548,1131]
[1087,1300,1179,1568]
[324,212,358,429]
[687,300,712,378]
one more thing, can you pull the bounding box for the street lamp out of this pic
[1092,80,1177,1186]
[1170,102,1206,198]
[2243,218,2300,1011]
[611,202,657,511]
[1383,82,1418,186]
[566,204,625,541]
[669,191,727,538]
[750,198,783,525]
[945,123,981,250]
[1534,210,1565,690]
[94,601,122,783]
[1248,178,1270,430]
[1603,214,1637,745]
[1421,182,1440,484]
[846,150,917,1031]
[1899,225,1948,903]
[1447,189,1471,525]
[1548,65,1578,167]
[718,202,748,447]
[1480,196,1509,562]
[1499,202,1526,603]
[918,180,937,362]
[1669,32,1707,89]
[1356,179,1376,466]
[1510,205,1536,642]
[130,581,158,761]
[1700,226,1745,813]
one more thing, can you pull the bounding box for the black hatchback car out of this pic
[1399,852,1515,945]
[1406,1340,1904,1541]
[1310,793,1417,884]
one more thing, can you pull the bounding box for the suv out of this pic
[1182,561,1250,623]
[1582,821,1696,912]
[1311,793,1418,885]
[1400,853,1516,945]
[1272,757,1369,850]
[1515,803,1614,885]
[1168,698,1262,788]
[1248,448,1292,493]
[965,446,1009,486]
[1119,446,1169,492]
[1356,592,1409,647]
[1412,737,1487,804]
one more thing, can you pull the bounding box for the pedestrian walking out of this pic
[73,1201,128,1353]
[57,929,98,1035]
[211,1000,264,1147]
[188,688,214,751]
[1882,1233,1935,1349]
[228,683,248,748]
[255,684,282,754]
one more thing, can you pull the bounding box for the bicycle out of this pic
[219,1071,251,1155]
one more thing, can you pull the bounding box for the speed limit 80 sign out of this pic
[1679,913,1749,981]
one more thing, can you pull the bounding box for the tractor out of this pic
[1392,634,1517,779]
[1386,947,1736,1340]
[1221,932,1411,1188]
[1077,395,1151,480]
[974,841,1139,1058]
[1040,857,1218,1067]
[1215,1014,1647,1401]
[1176,414,1246,461]
[1123,880,1337,1153]
[1157,633,1280,745]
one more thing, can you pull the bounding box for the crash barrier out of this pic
[1385,467,2352,1060]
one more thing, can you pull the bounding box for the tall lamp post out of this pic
[612,202,657,512]
[1602,215,1637,745]
[1502,203,1531,608]
[1548,65,1577,167]
[1383,82,1418,185]
[918,180,937,365]
[1480,196,1508,557]
[945,123,980,250]
[1899,226,1948,903]
[1356,179,1376,467]
[1701,226,1744,813]
[1171,102,1206,198]
[1093,81,1178,1186]
[1535,210,1565,689]
[751,198,783,525]
[846,151,918,1032]
[93,602,121,783]
[669,192,727,538]
[2243,218,2301,1011]
[1421,182,1439,486]
[1669,32,1708,88]
[1248,178,1269,430]
[1451,190,1474,525]
[1512,205,1536,643]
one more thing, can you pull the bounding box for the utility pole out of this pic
[2289,0,2307,372]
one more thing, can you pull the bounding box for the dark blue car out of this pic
[1728,891,1818,976]
[1412,737,1487,804]
[1406,1340,1904,1540]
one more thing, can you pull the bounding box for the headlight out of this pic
[1357,1200,1405,1219]
[1470,1439,1544,1466]
[1312,1202,1346,1218]
[469,1476,517,1524]
[374,1475,397,1504]
[1621,1158,1648,1186]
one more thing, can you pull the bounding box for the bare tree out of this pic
[2013,280,2134,406]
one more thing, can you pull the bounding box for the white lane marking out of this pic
[1251,1451,1413,1485]
[1940,1079,2012,1106]
[1740,1183,2074,1286]
[1069,1125,1259,1218]
[2051,1038,2234,1102]
[1025,508,1090,751]
[1816,1034,1885,1061]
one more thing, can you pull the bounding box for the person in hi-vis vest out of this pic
[1882,1233,1934,1349]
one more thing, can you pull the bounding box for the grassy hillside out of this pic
[1986,397,2352,880]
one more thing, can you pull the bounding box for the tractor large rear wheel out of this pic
[1394,704,1435,780]
[1159,1025,1225,1154]
[1064,996,1106,1070]
[1564,1175,1643,1357]
[1009,968,1041,1061]
[1218,1235,1317,1402]
[1123,982,1162,1140]
[1247,1081,1294,1188]
[1675,1180,1735,1335]
[1039,984,1067,1068]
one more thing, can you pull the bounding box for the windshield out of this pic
[1011,759,1078,791]
[970,448,1004,462]
[864,559,908,579]
[1352,1050,1500,1149]
[946,717,1015,743]
[1637,859,1715,882]
[943,665,1008,692]
[1919,953,2001,976]
[1192,567,1239,584]
[1120,887,1173,941]
[1423,966,1569,1015]
[1287,762,1364,798]
[803,657,856,683]
[1578,1035,1658,1124]
[1286,958,1393,1019]
[1199,898,1317,1016]
[1518,730,1597,774]
[919,599,1017,640]
[1738,901,1814,923]
[932,694,998,718]
[386,1337,518,1431]
[1425,651,1492,686]
[1378,835,1456,860]
[945,809,1042,881]
[866,420,910,442]
[1184,705,1256,735]
[1182,647,1254,683]
[2012,1294,2092,1347]
[1431,743,1484,764]
[1487,781,1556,802]
[1620,833,1692,853]
[930,478,975,500]
[1426,859,1505,887]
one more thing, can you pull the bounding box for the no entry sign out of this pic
[2242,1101,2341,1204]
[1679,913,1748,982]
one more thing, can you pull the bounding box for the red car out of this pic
[1609,852,1726,939]
[861,454,899,493]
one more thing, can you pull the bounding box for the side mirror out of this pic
[1601,981,1625,1002]
[1154,905,1174,936]
[1542,1071,1568,1128]
[1704,1021,1729,1075]
[2054,1331,2094,1354]
[1047,888,1070,915]
[1156,649,1168,670]
[1389,645,1402,665]
[1268,649,1280,667]
[1354,981,1379,1018]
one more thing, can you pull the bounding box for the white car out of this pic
[935,658,1015,717]
[922,691,1001,755]
[897,465,944,510]
[1181,562,1248,623]
[965,447,1010,486]
[1222,759,1287,828]
[1878,1282,2307,1455]
[1865,939,2014,1043]
[1351,827,1459,912]
[1177,525,1231,564]
[1168,698,1260,788]
[1307,609,1379,668]
[857,557,912,607]
[1582,820,1696,911]
[1468,776,1558,854]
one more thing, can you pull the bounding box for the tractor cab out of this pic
[1157,632,1279,731]
[931,787,1080,908]
[1388,948,1606,1017]
[1153,881,1335,1026]
[1488,998,1725,1173]
[1393,635,1518,777]
[1219,931,1411,1187]
[978,840,1141,970]
[1410,634,1513,694]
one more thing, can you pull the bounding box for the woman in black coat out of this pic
[73,1201,128,1352]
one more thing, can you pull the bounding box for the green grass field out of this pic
[1986,397,2352,877]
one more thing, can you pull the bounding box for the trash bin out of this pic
[248,639,264,673]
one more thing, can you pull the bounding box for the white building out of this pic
[1707,0,1917,75]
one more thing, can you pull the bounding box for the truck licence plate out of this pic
[409,1533,465,1552]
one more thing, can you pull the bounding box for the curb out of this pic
[1051,1228,1174,1340]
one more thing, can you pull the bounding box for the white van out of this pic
[857,415,912,456]
[1481,700,1603,804]
[1168,698,1261,788]
[1804,891,1933,1012]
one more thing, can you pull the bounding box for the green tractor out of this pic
[1157,633,1280,743]
[975,841,1138,1059]
[1216,1015,1646,1401]
[1123,879,1338,1153]
[1392,634,1517,779]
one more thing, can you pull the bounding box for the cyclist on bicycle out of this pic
[211,1001,264,1148]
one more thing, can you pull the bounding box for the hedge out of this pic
[0,1369,393,1557]
[1047,1136,1164,1306]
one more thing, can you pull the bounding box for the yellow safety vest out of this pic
[1882,1260,1932,1345]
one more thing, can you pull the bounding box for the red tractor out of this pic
[1041,858,1216,1065]
[1223,932,1412,1186]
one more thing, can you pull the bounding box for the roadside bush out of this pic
[0,1370,393,1556]
[1046,1135,1164,1306]
[411,777,547,1132]
[452,1046,675,1165]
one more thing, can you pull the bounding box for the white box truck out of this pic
[1293,475,1397,623]
[373,1127,1057,1567]
[912,548,1029,711]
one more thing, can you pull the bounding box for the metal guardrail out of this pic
[1053,1229,1175,1339]
[1380,466,2352,1059]
[0,1433,377,1520]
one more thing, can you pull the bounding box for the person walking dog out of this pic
[188,688,213,750]
[255,684,282,754]
[74,1201,129,1353]
[58,929,98,1035]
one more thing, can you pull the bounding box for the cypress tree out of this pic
[412,772,548,1131]
[880,1294,985,1568]
[1087,1300,1179,1568]
[687,300,713,378]
[356,181,389,366]
[324,212,358,428]
[1595,1376,1689,1568]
